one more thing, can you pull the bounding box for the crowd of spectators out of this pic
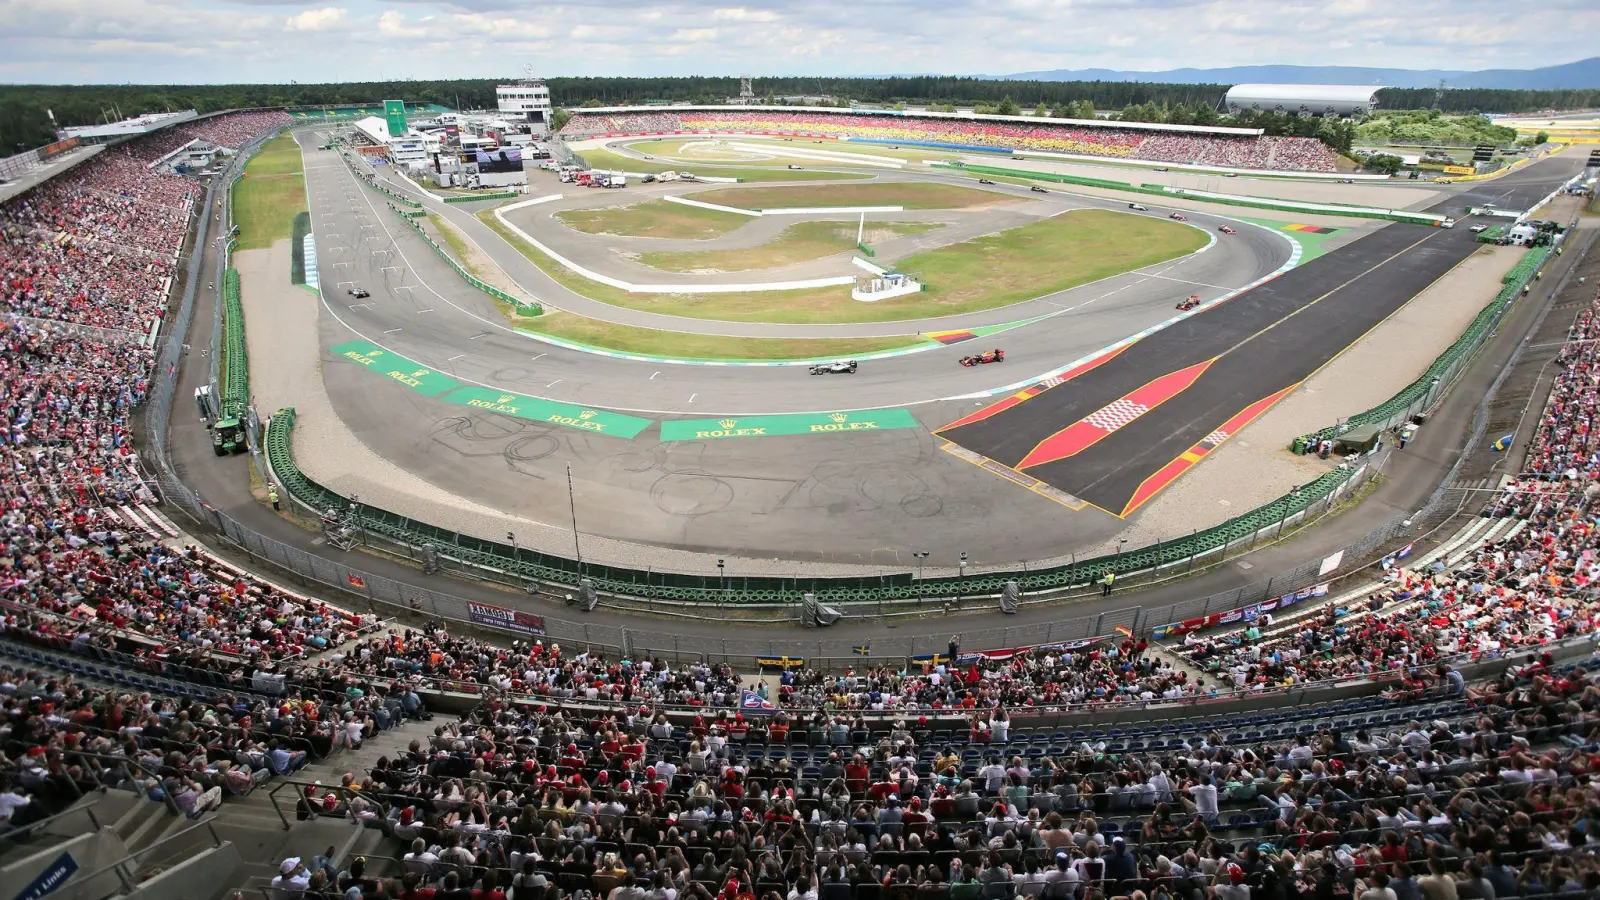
[122,109,295,163]
[557,112,1340,174]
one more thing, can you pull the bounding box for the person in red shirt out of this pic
[844,755,869,795]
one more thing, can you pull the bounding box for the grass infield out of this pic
[688,181,1013,210]
[234,134,307,250]
[555,199,751,240]
[636,221,941,273]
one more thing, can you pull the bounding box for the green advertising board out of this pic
[659,409,920,441]
[441,386,653,439]
[329,340,458,397]
[384,100,408,138]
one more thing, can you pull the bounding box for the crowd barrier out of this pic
[263,400,1388,611]
[928,162,1446,225]
[1292,245,1553,452]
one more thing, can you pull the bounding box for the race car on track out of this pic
[1218,225,1236,235]
[960,349,1005,367]
[1177,295,1201,311]
[1153,167,1170,172]
[1338,179,1356,184]
[787,165,804,170]
[347,288,370,299]
[1030,185,1049,193]
[810,360,858,375]
[1169,212,1187,221]
[1223,172,1238,178]
[1128,203,1148,211]
[978,179,996,185]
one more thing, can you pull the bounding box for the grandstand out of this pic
[557,108,1343,173]
[5,93,1600,900]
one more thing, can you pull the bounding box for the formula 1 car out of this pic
[1030,185,1049,193]
[347,287,370,299]
[1176,295,1201,311]
[960,349,1005,366]
[1218,225,1236,235]
[978,179,996,185]
[810,360,858,375]
[1168,212,1187,221]
[1128,203,1148,211]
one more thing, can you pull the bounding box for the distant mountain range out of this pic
[1000,57,1600,90]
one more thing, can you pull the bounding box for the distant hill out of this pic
[1001,57,1600,90]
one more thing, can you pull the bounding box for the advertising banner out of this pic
[467,601,546,637]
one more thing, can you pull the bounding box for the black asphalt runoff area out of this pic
[942,151,1586,510]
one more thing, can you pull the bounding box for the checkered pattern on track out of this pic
[1084,399,1149,432]
[1203,430,1230,446]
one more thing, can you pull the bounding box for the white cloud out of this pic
[0,0,1593,84]
[284,6,345,29]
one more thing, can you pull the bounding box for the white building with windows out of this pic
[497,79,553,131]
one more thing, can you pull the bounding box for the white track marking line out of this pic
[546,378,563,387]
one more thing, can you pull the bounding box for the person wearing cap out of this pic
[1214,864,1251,900]
[270,856,310,900]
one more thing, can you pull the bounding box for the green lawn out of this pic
[481,206,1205,325]
[577,147,871,182]
[554,199,753,239]
[895,209,1207,315]
[637,221,941,273]
[517,312,922,361]
[234,134,306,250]
[689,182,1012,210]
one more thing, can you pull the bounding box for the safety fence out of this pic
[384,202,542,314]
[342,152,421,208]
[218,267,248,419]
[264,401,1388,609]
[442,191,520,204]
[929,162,1446,226]
[1292,245,1553,452]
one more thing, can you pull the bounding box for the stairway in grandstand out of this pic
[0,635,435,900]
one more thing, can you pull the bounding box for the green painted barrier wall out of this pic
[220,268,248,418]
[442,192,520,204]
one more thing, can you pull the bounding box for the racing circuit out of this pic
[273,127,1590,568]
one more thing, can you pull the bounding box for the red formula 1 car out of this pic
[960,348,1005,366]
[1218,225,1236,235]
[1169,212,1188,221]
[1176,295,1201,311]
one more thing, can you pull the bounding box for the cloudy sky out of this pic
[1,0,1595,84]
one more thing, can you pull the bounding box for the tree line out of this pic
[2,77,1594,157]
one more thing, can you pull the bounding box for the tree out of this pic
[1366,153,1404,175]
[1535,130,1549,144]
[1034,102,1049,117]
[997,96,1019,116]
[550,109,573,133]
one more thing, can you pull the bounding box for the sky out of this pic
[1,0,1596,85]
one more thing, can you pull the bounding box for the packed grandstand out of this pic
[557,110,1343,173]
[2,104,1599,900]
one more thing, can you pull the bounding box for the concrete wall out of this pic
[4,830,132,900]
[123,843,242,900]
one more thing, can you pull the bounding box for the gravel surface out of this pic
[1093,243,1524,553]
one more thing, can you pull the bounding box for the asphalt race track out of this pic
[291,128,1580,564]
[939,152,1587,517]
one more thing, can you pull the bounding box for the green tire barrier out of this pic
[383,202,542,315]
[857,242,875,258]
[1291,247,1550,453]
[934,163,1442,226]
[442,192,520,204]
[1475,225,1508,244]
[289,211,311,285]
[220,268,248,418]
[267,403,1366,606]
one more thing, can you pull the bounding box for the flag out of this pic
[755,656,804,672]
[347,574,366,589]
[1492,433,1514,452]
[739,689,778,716]
[910,653,949,667]
[853,645,871,656]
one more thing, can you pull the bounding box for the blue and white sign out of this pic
[14,851,77,900]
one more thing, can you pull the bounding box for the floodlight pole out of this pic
[566,463,583,576]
